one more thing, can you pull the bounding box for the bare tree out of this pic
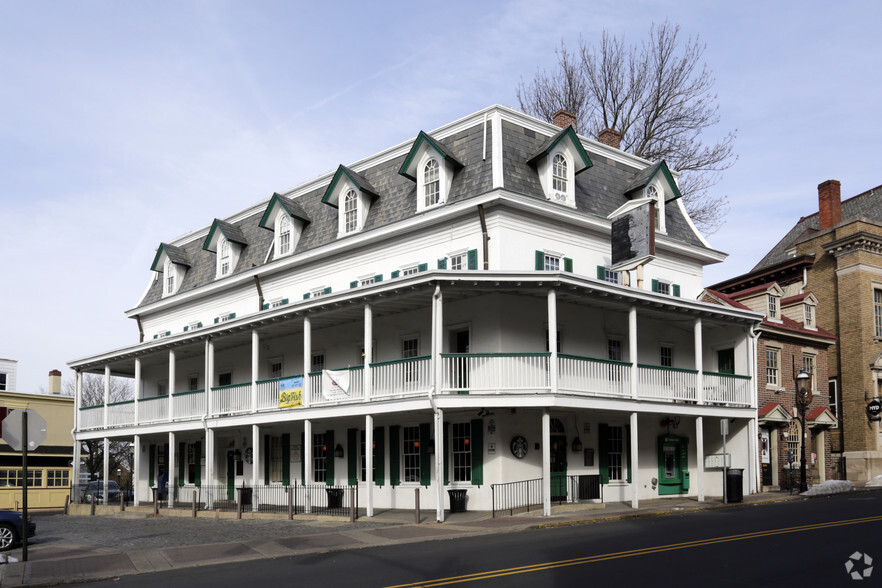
[517,21,736,233]
[63,374,134,483]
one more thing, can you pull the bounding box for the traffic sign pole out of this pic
[22,411,28,562]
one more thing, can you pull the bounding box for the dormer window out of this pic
[343,189,359,234]
[151,242,191,298]
[624,161,682,235]
[258,193,310,260]
[804,303,815,328]
[424,159,440,207]
[277,214,291,256]
[399,131,464,213]
[321,165,379,238]
[768,294,779,319]
[552,154,568,193]
[219,237,231,276]
[526,126,592,209]
[646,184,665,232]
[203,218,247,279]
[164,259,176,295]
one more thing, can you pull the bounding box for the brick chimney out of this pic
[818,179,842,230]
[598,128,622,149]
[552,109,577,130]
[48,369,61,394]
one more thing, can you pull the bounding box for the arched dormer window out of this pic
[343,190,358,234]
[646,184,665,232]
[424,159,440,207]
[164,258,175,295]
[277,214,292,257]
[552,154,567,193]
[219,237,231,276]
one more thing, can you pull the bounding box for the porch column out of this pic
[134,359,141,425]
[304,419,312,513]
[252,424,260,511]
[303,317,311,408]
[103,437,110,505]
[432,287,443,394]
[629,306,638,399]
[434,408,444,523]
[206,339,214,417]
[548,290,558,395]
[630,412,638,509]
[133,434,141,506]
[206,428,215,508]
[364,304,373,400]
[748,418,759,495]
[694,318,703,404]
[542,410,551,516]
[73,372,82,490]
[104,365,110,428]
[168,431,176,502]
[696,416,705,502]
[251,330,259,413]
[366,414,374,517]
[168,350,176,422]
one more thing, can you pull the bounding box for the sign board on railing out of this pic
[704,453,731,469]
[322,370,351,401]
[278,376,303,408]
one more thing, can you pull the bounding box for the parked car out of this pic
[82,480,121,504]
[0,511,36,551]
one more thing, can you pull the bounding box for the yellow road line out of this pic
[386,514,882,587]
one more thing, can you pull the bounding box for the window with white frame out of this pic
[188,321,202,332]
[311,288,328,298]
[269,359,283,380]
[452,422,472,482]
[603,267,621,284]
[311,353,325,373]
[270,436,284,483]
[804,303,815,328]
[277,214,292,257]
[786,421,801,465]
[219,237,231,276]
[552,153,567,193]
[660,345,673,367]
[607,425,624,481]
[803,354,815,391]
[768,294,779,319]
[188,374,199,391]
[164,259,175,295]
[766,348,779,387]
[656,281,670,296]
[646,184,665,232]
[313,433,327,483]
[218,372,232,387]
[828,378,839,418]
[403,426,420,482]
[608,339,622,362]
[0,373,6,391]
[875,288,882,338]
[402,336,419,382]
[450,253,465,271]
[424,158,440,207]
[359,276,375,287]
[360,430,377,482]
[402,265,419,276]
[544,254,560,272]
[343,189,358,234]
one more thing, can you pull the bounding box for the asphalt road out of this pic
[78,492,882,587]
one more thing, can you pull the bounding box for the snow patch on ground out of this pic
[801,479,856,496]
[864,474,882,487]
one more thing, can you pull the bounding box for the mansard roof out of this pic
[149,243,191,272]
[134,106,711,310]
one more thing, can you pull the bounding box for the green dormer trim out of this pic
[258,192,312,230]
[526,126,593,174]
[398,131,464,182]
[321,165,381,208]
[624,160,683,202]
[202,218,248,252]
[150,243,191,272]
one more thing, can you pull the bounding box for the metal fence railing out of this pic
[159,483,358,517]
[490,475,603,518]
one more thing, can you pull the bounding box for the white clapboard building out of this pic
[69,105,761,518]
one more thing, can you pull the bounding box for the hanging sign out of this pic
[322,369,351,401]
[278,376,303,408]
[867,399,882,421]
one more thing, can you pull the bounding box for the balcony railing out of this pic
[78,353,752,430]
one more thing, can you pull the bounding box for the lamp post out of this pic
[795,369,811,493]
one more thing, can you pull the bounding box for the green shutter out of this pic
[563,257,573,273]
[197,322,202,328]
[282,433,291,485]
[300,433,305,485]
[374,427,385,486]
[184,325,190,332]
[443,422,450,485]
[374,274,383,283]
[535,250,545,270]
[467,249,478,270]
[350,280,358,289]
[673,284,681,297]
[261,304,268,311]
[303,293,310,300]
[437,258,447,270]
[194,441,201,487]
[229,313,235,319]
[347,428,358,485]
[323,431,332,485]
[323,287,331,295]
[390,426,401,486]
[598,424,609,484]
[280,299,288,305]
[214,317,220,324]
[264,434,270,485]
[178,442,186,487]
[651,279,659,293]
[418,263,428,272]
[470,419,483,486]
[625,425,632,484]
[149,445,156,488]
[597,265,606,280]
[419,423,431,486]
[391,270,400,279]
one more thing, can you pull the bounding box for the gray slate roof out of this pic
[753,185,882,271]
[160,243,191,268]
[138,114,707,309]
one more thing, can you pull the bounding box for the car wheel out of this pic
[0,523,17,551]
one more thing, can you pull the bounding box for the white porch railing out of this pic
[211,383,251,417]
[558,354,631,397]
[173,389,205,420]
[441,353,550,394]
[637,365,697,402]
[107,400,135,427]
[309,367,364,405]
[79,405,104,430]
[139,395,169,423]
[703,371,752,406]
[371,356,432,399]
[257,378,281,410]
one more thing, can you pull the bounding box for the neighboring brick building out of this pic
[711,180,882,483]
[701,288,835,490]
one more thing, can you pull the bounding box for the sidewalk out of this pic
[0,491,802,587]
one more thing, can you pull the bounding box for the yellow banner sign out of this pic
[278,376,303,408]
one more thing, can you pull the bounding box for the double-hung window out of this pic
[424,159,440,207]
[802,355,815,391]
[766,349,779,387]
[768,295,778,319]
[313,433,327,483]
[875,289,882,338]
[552,154,567,193]
[452,422,472,482]
[343,190,358,234]
[544,254,560,272]
[278,214,291,256]
[607,425,624,482]
[403,426,420,482]
[270,436,284,483]
[219,238,231,276]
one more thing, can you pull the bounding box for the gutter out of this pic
[477,205,490,270]
[253,276,265,312]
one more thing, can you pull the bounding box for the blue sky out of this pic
[2,1,881,394]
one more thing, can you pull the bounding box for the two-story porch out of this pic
[70,271,761,519]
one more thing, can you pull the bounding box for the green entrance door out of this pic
[657,434,689,495]
[550,418,567,500]
[226,451,235,500]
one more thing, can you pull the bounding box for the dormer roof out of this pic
[203,219,248,252]
[729,282,783,300]
[398,131,464,181]
[624,160,683,202]
[321,165,381,208]
[150,243,191,272]
[781,292,817,306]
[258,192,312,230]
[525,125,592,173]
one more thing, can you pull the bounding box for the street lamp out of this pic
[795,369,812,493]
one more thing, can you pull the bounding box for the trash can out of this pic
[447,489,467,513]
[725,468,743,503]
[240,487,253,504]
[326,488,344,509]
